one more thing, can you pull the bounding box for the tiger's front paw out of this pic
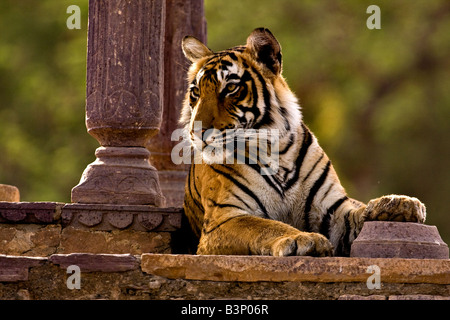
[364,195,426,223]
[270,232,333,257]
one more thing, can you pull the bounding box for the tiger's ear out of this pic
[246,28,282,75]
[182,36,213,63]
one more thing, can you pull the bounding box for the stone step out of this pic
[0,253,449,300]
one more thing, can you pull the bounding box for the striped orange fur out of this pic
[180,28,426,256]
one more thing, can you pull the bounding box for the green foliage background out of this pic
[0,0,448,243]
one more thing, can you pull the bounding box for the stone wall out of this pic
[0,202,181,256]
[1,202,449,300]
[0,253,449,300]
[0,202,449,300]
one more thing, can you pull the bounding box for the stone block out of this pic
[338,294,386,300]
[388,295,450,300]
[0,224,61,256]
[351,221,449,259]
[59,227,171,255]
[49,253,139,272]
[0,184,20,202]
[0,255,45,281]
[141,254,450,284]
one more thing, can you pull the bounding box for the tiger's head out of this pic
[180,28,301,161]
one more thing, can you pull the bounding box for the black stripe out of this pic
[191,164,202,198]
[285,124,313,190]
[302,152,324,182]
[252,67,273,128]
[207,198,243,211]
[226,52,238,61]
[319,196,348,238]
[248,71,260,124]
[232,192,253,212]
[247,163,284,196]
[303,161,331,231]
[321,183,334,201]
[340,210,352,256]
[209,165,269,218]
[277,98,290,130]
[203,214,248,235]
[225,73,240,81]
[278,133,294,155]
[188,165,204,212]
[220,164,250,183]
[220,59,234,67]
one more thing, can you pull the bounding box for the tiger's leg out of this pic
[325,195,426,256]
[363,195,426,223]
[198,207,333,256]
[303,147,427,255]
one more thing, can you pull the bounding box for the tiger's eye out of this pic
[191,86,200,97]
[226,83,239,95]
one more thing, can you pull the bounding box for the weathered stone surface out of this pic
[62,203,182,231]
[0,224,61,256]
[388,294,450,300]
[351,221,449,259]
[49,253,139,272]
[0,202,180,256]
[0,184,20,202]
[147,0,206,172]
[59,227,171,255]
[0,202,63,224]
[338,294,387,300]
[147,0,207,207]
[141,254,450,284]
[71,0,166,205]
[0,255,45,281]
[0,254,449,300]
[72,148,166,206]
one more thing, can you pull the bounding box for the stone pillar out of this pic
[0,184,20,202]
[72,0,166,206]
[147,0,207,207]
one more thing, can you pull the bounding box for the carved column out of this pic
[147,0,207,206]
[71,0,165,206]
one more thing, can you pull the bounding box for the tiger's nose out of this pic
[192,128,206,141]
[191,127,222,144]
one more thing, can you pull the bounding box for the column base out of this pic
[71,146,166,206]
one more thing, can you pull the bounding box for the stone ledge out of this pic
[0,184,20,202]
[49,253,139,272]
[0,202,183,232]
[0,253,449,299]
[0,202,63,224]
[61,203,182,231]
[0,255,46,281]
[141,254,450,284]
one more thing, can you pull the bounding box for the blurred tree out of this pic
[0,0,95,201]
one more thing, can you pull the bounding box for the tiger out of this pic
[179,28,426,256]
